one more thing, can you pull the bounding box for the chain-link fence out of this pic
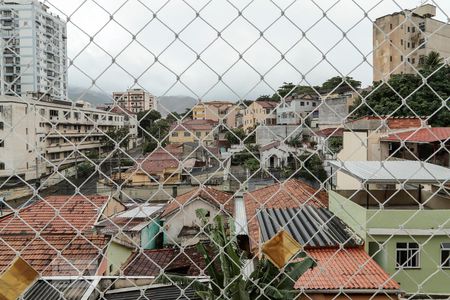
[0,0,449,299]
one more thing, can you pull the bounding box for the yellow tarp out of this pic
[0,257,39,300]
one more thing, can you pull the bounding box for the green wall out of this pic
[330,190,450,296]
[106,242,133,275]
[141,219,163,249]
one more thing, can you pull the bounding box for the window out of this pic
[0,122,3,130]
[312,102,317,107]
[400,55,403,62]
[196,132,201,138]
[407,42,410,48]
[412,27,415,33]
[412,42,415,48]
[0,162,4,170]
[396,242,420,268]
[184,132,191,137]
[390,56,393,62]
[407,26,410,32]
[172,132,178,137]
[390,24,393,30]
[400,39,403,46]
[0,140,4,147]
[300,101,305,106]
[441,243,450,268]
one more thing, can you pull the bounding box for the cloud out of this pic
[46,0,450,100]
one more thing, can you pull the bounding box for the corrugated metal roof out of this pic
[330,160,450,183]
[20,279,92,300]
[257,206,362,248]
[105,285,200,300]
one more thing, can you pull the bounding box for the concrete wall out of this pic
[255,125,303,146]
[317,96,348,128]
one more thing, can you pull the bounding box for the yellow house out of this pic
[192,101,239,128]
[243,100,278,133]
[169,119,217,145]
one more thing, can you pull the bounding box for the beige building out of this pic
[192,100,239,128]
[373,4,450,82]
[169,119,217,145]
[113,88,157,113]
[0,95,129,184]
[335,116,423,190]
[243,100,278,133]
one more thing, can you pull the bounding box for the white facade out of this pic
[113,89,157,113]
[0,0,68,100]
[277,98,319,125]
[0,95,127,183]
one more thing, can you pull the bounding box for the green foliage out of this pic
[244,158,259,172]
[137,110,162,136]
[352,52,450,126]
[285,153,327,184]
[321,76,361,93]
[142,140,158,154]
[76,161,95,176]
[158,209,316,300]
[103,126,130,150]
[225,128,246,145]
[231,145,259,166]
[327,136,343,153]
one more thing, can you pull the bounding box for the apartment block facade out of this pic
[0,0,68,100]
[242,100,278,133]
[276,95,319,125]
[373,4,450,81]
[113,89,157,113]
[192,100,239,129]
[0,95,129,185]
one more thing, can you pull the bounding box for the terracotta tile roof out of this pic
[170,119,217,131]
[108,105,136,116]
[0,195,109,235]
[244,179,328,250]
[259,141,281,152]
[350,116,423,129]
[123,246,210,276]
[161,187,234,218]
[296,248,400,291]
[0,234,108,276]
[315,128,344,138]
[255,100,278,109]
[136,146,183,175]
[382,127,450,143]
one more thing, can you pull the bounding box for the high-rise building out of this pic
[373,4,450,82]
[0,0,68,100]
[112,89,157,113]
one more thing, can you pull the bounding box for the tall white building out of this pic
[0,0,67,100]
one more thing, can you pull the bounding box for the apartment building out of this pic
[0,0,68,100]
[330,160,450,297]
[169,119,217,145]
[113,89,157,113]
[373,4,450,81]
[192,100,239,128]
[277,94,319,125]
[0,95,128,184]
[242,100,278,133]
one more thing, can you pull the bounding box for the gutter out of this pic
[301,289,402,294]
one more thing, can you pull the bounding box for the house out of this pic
[259,141,300,169]
[0,195,133,276]
[192,100,239,128]
[160,186,233,246]
[336,116,424,189]
[277,94,320,125]
[95,203,165,250]
[311,127,344,159]
[169,119,218,145]
[329,160,450,297]
[122,145,195,185]
[240,179,401,299]
[255,124,303,146]
[243,100,278,132]
[380,127,450,167]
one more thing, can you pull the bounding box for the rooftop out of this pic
[0,195,110,235]
[244,179,328,249]
[161,186,233,218]
[296,248,400,291]
[257,206,362,248]
[170,119,217,131]
[381,127,450,143]
[123,246,211,277]
[330,160,450,184]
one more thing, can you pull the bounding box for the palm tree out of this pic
[158,209,316,300]
[419,51,444,71]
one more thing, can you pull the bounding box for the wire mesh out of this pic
[0,0,449,299]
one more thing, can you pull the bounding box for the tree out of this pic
[159,209,316,300]
[295,154,327,184]
[137,110,162,136]
[351,52,450,126]
[419,51,444,72]
[320,76,361,93]
[244,158,259,173]
[225,128,246,145]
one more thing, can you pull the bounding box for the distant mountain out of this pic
[68,87,197,115]
[68,86,112,106]
[157,96,197,116]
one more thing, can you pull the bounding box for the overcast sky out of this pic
[45,0,450,101]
